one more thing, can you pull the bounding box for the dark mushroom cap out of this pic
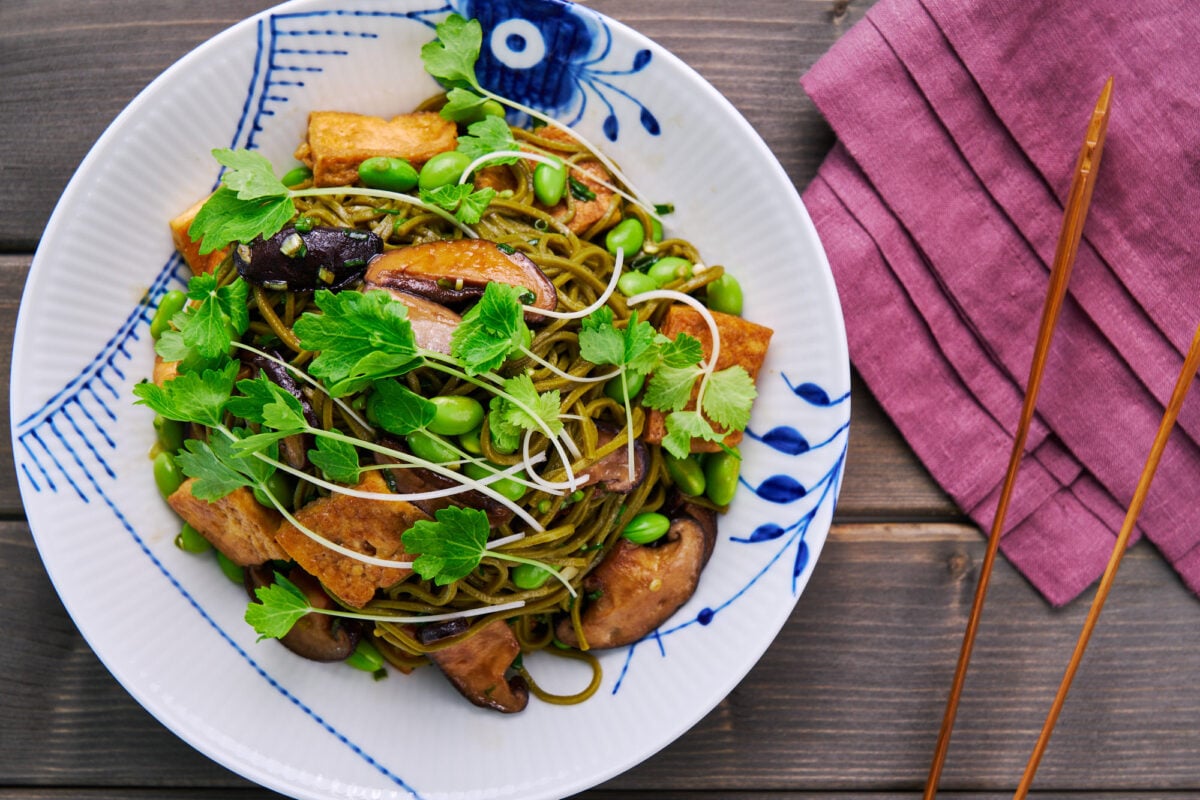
[577,423,649,493]
[419,619,529,713]
[245,566,361,662]
[235,225,382,292]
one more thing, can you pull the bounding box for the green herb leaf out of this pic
[132,361,239,427]
[293,289,422,397]
[657,332,704,369]
[369,379,437,436]
[456,116,519,164]
[450,282,531,375]
[490,373,563,439]
[661,410,724,460]
[308,434,362,485]
[188,185,296,256]
[245,572,312,640]
[174,438,253,501]
[578,307,659,378]
[419,184,496,225]
[401,505,492,585]
[421,14,483,90]
[701,365,757,431]
[440,87,491,121]
[213,148,291,200]
[642,363,701,413]
[226,372,286,424]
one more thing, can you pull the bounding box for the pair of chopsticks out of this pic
[922,75,1200,798]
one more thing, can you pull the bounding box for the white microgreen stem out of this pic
[620,370,637,483]
[421,349,504,386]
[306,426,546,530]
[627,288,721,402]
[517,346,621,384]
[523,429,589,493]
[522,248,624,321]
[479,88,656,213]
[230,341,374,434]
[420,358,580,489]
[309,598,528,626]
[490,551,578,598]
[457,150,563,185]
[292,186,478,239]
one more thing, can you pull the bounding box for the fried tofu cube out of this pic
[168,197,229,275]
[274,471,429,607]
[644,305,774,453]
[152,355,178,388]
[531,125,617,235]
[294,111,457,187]
[168,479,287,565]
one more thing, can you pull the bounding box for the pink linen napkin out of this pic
[801,0,1200,605]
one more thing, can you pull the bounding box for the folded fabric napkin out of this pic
[800,0,1200,605]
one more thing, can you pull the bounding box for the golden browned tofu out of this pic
[274,471,429,608]
[294,111,457,187]
[168,197,229,275]
[168,479,287,566]
[152,355,178,388]
[645,305,774,453]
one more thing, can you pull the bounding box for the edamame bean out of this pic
[604,371,645,403]
[605,217,645,259]
[215,550,244,584]
[621,511,671,544]
[617,271,657,297]
[427,395,485,436]
[647,256,693,287]
[463,462,527,502]
[533,160,567,206]
[346,638,387,675]
[706,273,744,316]
[175,523,211,554]
[418,150,473,191]
[153,414,185,455]
[150,290,187,339]
[406,430,460,464]
[512,562,551,590]
[358,156,419,192]
[153,451,183,498]
[664,454,706,497]
[458,427,483,455]
[253,470,293,511]
[704,449,742,506]
[280,165,313,187]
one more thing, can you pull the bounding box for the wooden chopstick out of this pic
[1012,322,1200,798]
[922,75,1114,799]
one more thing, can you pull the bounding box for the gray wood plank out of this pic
[5,519,1198,793]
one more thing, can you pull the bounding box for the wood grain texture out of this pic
[2,0,1198,799]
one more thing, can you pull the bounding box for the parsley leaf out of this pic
[450,282,531,375]
[661,410,724,460]
[245,572,312,640]
[578,307,659,378]
[402,505,492,585]
[369,379,437,436]
[293,289,422,397]
[491,374,564,439]
[419,184,496,225]
[658,332,704,369]
[175,427,278,501]
[189,185,295,256]
[440,87,490,122]
[308,434,362,485]
[456,116,519,164]
[420,14,483,91]
[702,365,757,431]
[642,363,701,413]
[133,361,239,427]
[154,274,249,364]
[214,148,291,201]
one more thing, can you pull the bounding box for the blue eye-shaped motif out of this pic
[459,0,659,141]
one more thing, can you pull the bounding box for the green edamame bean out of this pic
[427,395,485,436]
[704,449,742,506]
[175,523,211,554]
[406,430,460,464]
[150,290,187,339]
[253,470,293,511]
[153,451,183,498]
[153,414,185,455]
[664,454,706,497]
[621,511,671,544]
[605,217,645,259]
[346,638,387,675]
[647,256,693,287]
[511,562,551,590]
[604,371,645,403]
[533,160,567,206]
[617,271,657,297]
[458,427,483,455]
[215,550,244,584]
[418,150,473,191]
[706,273,744,316]
[463,462,527,502]
[280,165,313,187]
[358,156,419,192]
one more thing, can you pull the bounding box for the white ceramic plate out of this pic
[11,1,849,798]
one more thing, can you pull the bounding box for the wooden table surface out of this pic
[3,1,1199,798]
